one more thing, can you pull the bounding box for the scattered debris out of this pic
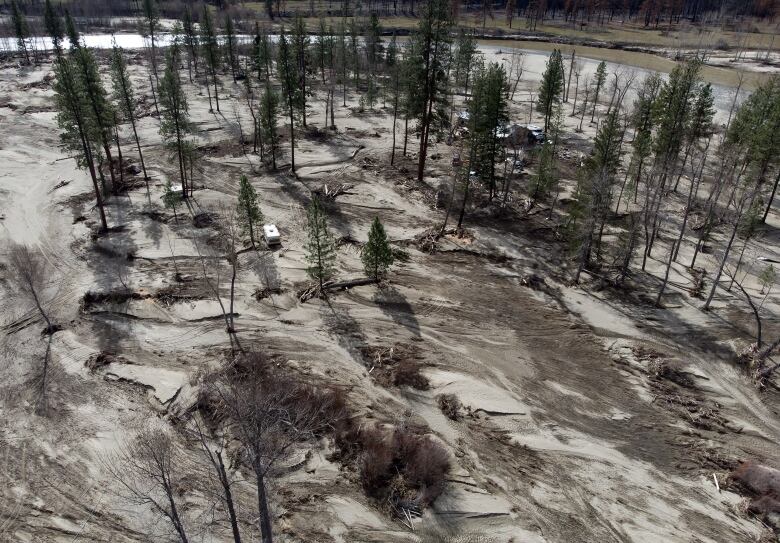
[254,286,283,300]
[85,351,130,371]
[362,343,429,390]
[81,290,143,310]
[50,180,71,192]
[312,183,355,200]
[193,212,218,228]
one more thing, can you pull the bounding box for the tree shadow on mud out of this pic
[320,298,369,368]
[85,195,140,355]
[372,284,421,338]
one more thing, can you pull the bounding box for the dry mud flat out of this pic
[0,51,779,543]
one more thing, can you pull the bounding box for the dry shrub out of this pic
[437,393,462,420]
[649,359,695,388]
[229,351,350,437]
[358,424,449,509]
[731,462,780,520]
[732,462,780,497]
[197,351,351,440]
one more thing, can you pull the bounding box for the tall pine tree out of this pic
[305,198,336,290]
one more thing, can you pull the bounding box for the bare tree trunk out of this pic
[761,168,780,223]
[703,186,759,310]
[733,277,762,346]
[255,469,274,543]
[673,139,710,261]
[150,72,160,118]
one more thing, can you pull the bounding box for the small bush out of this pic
[437,394,462,420]
[358,424,449,509]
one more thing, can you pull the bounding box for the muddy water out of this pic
[480,39,770,89]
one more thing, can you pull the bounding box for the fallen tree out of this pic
[298,277,379,302]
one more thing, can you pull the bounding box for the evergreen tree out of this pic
[200,7,221,112]
[336,20,349,106]
[253,23,273,81]
[158,35,191,197]
[141,0,161,89]
[277,28,300,173]
[645,58,703,260]
[161,180,183,221]
[53,56,107,230]
[453,30,477,97]
[362,218,394,279]
[624,73,662,209]
[573,110,623,283]
[469,62,510,201]
[291,15,310,127]
[305,198,337,290]
[44,0,64,56]
[365,14,383,74]
[348,18,361,90]
[725,75,780,192]
[701,76,780,309]
[316,17,329,83]
[65,11,80,50]
[224,14,239,82]
[237,175,264,245]
[110,41,149,186]
[389,39,402,165]
[260,82,280,170]
[531,140,557,204]
[591,61,607,122]
[10,0,30,63]
[672,82,715,191]
[651,58,702,178]
[537,49,565,134]
[408,0,453,182]
[182,6,199,82]
[73,45,118,193]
